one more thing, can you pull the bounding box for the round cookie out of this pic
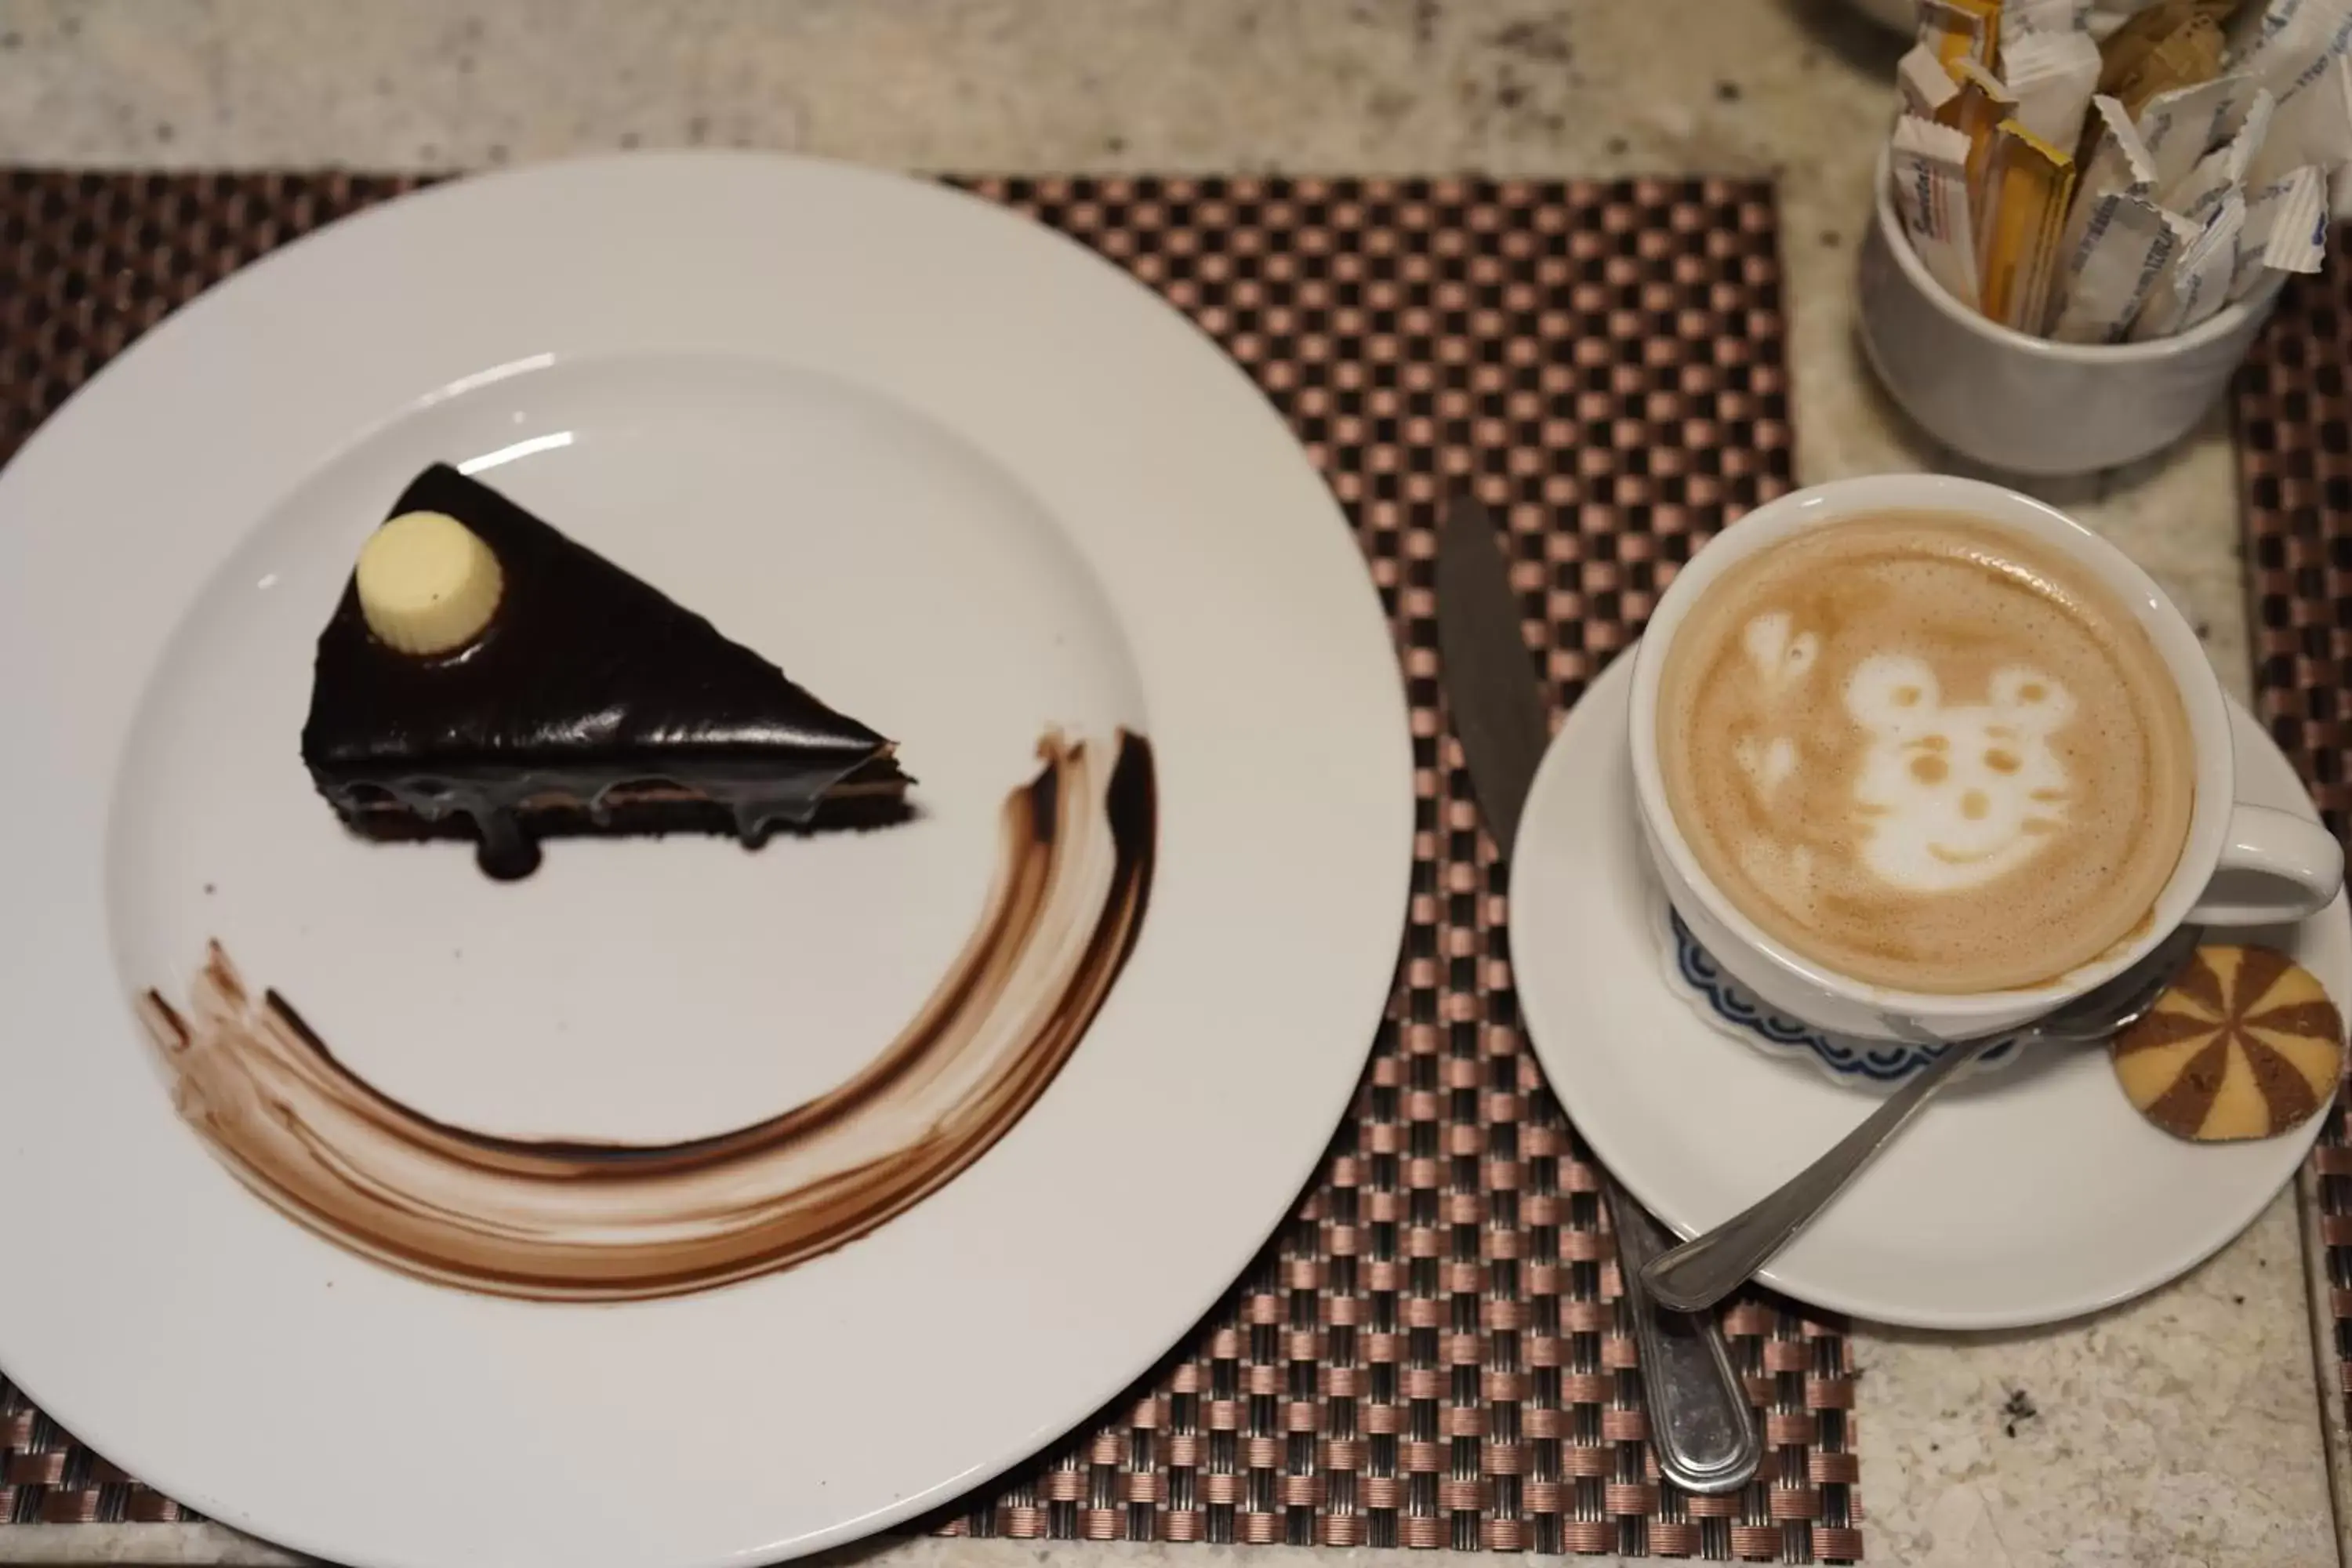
[2111,945,2343,1142]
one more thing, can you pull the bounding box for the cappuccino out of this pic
[1656,514,2194,994]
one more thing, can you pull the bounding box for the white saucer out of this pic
[1511,645,2348,1330]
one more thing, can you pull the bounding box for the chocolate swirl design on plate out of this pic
[137,731,1153,1301]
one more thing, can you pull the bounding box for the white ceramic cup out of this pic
[1859,144,2285,477]
[1627,473,2344,1044]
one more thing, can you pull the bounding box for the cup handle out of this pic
[2184,803,2345,927]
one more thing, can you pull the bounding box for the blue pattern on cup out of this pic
[1668,909,2020,1083]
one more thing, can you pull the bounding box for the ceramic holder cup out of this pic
[1858,143,2285,478]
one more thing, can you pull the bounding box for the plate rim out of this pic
[0,152,1414,1566]
[1512,644,2339,1330]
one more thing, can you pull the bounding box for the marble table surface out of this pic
[0,1,2339,1564]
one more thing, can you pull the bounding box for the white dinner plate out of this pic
[0,154,1412,1567]
[1512,647,2346,1330]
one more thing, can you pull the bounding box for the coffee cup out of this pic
[1627,473,2343,1044]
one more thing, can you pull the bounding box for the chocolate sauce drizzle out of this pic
[140,732,1152,1301]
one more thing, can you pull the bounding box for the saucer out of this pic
[1511,645,2347,1329]
[1650,895,2022,1087]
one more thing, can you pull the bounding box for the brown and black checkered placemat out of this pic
[0,169,1848,1560]
[2235,258,2352,1438]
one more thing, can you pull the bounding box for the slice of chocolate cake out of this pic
[301,463,910,879]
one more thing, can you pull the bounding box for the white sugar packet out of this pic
[2250,51,2352,182]
[2009,0,2096,34]
[2132,189,2248,336]
[1891,115,1983,308]
[2166,87,2277,220]
[2076,93,2161,198]
[1900,42,1964,118]
[2230,0,2299,53]
[2137,74,2267,194]
[2237,0,2352,107]
[2228,162,2330,298]
[2048,191,2186,339]
[2057,96,2160,278]
[2005,30,2105,152]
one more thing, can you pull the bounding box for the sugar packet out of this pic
[1893,115,1985,308]
[2131,187,2249,335]
[2007,30,2107,151]
[2165,87,2276,219]
[2011,0,2099,36]
[2236,0,2352,107]
[2249,51,2352,180]
[1919,0,2005,72]
[1979,120,2081,329]
[2047,191,2187,338]
[2077,93,2163,197]
[2103,0,2205,89]
[2057,95,2162,271]
[1943,59,2024,209]
[2094,0,2244,41]
[1900,42,1965,118]
[2228,162,2330,297]
[2229,0,2302,52]
[2136,72,2266,190]
[2106,5,2230,112]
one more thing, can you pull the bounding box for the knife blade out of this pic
[1435,497,1762,1497]
[1432,504,1552,855]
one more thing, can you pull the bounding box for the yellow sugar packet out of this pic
[1921,0,2005,72]
[2100,0,2199,92]
[2119,13,2228,111]
[1976,118,2080,329]
[1940,58,2024,209]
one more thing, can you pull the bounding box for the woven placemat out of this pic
[2234,261,2352,1440]
[0,169,1849,1562]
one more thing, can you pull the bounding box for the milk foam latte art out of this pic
[1656,514,2196,994]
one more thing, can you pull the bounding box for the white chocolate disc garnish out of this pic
[355,510,503,656]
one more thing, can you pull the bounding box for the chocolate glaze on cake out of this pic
[301,464,910,878]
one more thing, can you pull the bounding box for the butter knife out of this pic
[1434,498,1762,1496]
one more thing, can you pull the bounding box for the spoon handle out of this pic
[1639,1034,1998,1314]
[1599,1170,1762,1494]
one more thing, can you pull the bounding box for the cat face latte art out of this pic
[1656,514,2196,994]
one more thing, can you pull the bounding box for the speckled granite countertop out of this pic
[0,2,2338,1564]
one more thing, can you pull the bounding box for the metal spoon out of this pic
[1597,1167,1762,1492]
[1640,925,2203,1316]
